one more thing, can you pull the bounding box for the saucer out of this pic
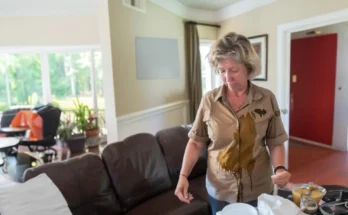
[221,203,258,215]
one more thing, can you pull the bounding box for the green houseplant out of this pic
[57,117,86,153]
[57,98,90,153]
[57,97,101,152]
[57,119,75,141]
[73,97,89,133]
[73,97,100,138]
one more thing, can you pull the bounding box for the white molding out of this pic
[277,8,348,34]
[116,100,189,141]
[40,53,52,104]
[98,0,119,143]
[90,50,98,115]
[117,100,189,126]
[150,0,276,22]
[290,136,334,150]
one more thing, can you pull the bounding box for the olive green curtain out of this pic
[185,22,202,123]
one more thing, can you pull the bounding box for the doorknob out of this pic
[281,109,288,114]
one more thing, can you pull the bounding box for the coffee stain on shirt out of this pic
[216,112,257,202]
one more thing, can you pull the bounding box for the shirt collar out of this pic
[213,81,263,103]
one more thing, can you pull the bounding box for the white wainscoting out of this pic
[116,100,189,141]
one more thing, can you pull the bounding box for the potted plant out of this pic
[57,98,91,153]
[57,119,85,153]
[72,97,89,134]
[86,110,100,138]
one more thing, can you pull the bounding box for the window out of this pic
[0,54,43,110]
[48,52,93,110]
[0,47,105,131]
[200,40,222,95]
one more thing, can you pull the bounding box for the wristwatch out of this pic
[274,166,287,174]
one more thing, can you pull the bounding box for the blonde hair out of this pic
[208,32,261,79]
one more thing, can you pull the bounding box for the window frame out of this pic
[0,45,102,115]
[200,40,222,93]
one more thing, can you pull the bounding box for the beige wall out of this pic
[0,16,99,46]
[219,0,348,95]
[108,0,186,116]
[197,25,218,40]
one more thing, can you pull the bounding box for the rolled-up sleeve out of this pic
[266,93,289,147]
[188,96,210,144]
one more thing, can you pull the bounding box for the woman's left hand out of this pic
[271,169,291,188]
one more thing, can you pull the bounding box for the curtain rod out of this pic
[186,21,220,28]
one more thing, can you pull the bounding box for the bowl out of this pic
[221,203,258,215]
[291,182,327,207]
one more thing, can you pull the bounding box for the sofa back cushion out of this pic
[102,133,172,211]
[23,153,121,215]
[156,126,207,185]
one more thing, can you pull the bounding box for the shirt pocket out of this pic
[254,116,270,139]
[204,110,236,143]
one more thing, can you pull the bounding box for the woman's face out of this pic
[217,58,249,92]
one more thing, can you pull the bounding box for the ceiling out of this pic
[0,0,276,22]
[151,0,276,22]
[177,0,244,11]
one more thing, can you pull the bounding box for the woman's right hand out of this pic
[174,175,194,204]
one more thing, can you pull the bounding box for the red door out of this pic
[290,34,337,145]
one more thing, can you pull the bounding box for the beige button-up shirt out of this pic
[188,82,288,203]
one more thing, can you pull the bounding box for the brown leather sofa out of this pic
[23,126,210,215]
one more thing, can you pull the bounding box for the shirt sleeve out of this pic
[188,96,210,144]
[266,93,289,147]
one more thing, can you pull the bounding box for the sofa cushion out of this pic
[125,189,210,215]
[102,133,172,211]
[23,153,121,215]
[189,175,209,203]
[156,126,207,185]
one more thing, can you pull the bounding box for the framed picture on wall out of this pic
[248,34,268,81]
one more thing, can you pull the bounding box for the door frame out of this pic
[277,8,348,168]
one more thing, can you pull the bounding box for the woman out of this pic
[175,32,291,214]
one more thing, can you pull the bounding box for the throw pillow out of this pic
[0,173,72,215]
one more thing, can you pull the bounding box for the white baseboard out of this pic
[116,100,189,141]
[289,136,334,150]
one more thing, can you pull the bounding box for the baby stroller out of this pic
[18,104,62,162]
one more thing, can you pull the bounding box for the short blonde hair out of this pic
[208,32,261,79]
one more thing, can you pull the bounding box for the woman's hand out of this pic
[174,175,194,204]
[271,169,291,188]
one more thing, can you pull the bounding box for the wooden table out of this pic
[0,127,28,137]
